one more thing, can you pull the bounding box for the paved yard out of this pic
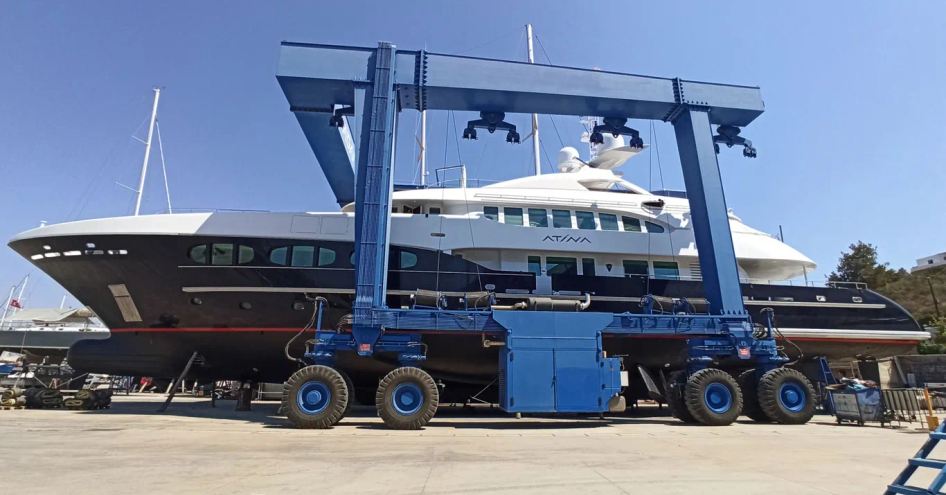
[0,395,936,494]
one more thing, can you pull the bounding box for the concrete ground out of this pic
[0,394,938,495]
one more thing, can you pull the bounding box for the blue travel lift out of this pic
[276,41,817,429]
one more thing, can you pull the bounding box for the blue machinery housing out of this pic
[276,41,812,429]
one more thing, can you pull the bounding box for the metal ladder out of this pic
[886,422,946,494]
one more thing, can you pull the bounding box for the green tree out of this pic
[828,241,903,288]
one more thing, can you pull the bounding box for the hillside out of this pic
[874,264,945,325]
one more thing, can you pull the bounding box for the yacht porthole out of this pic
[815,295,826,302]
[239,301,253,310]
[292,301,305,311]
[86,243,96,249]
[43,245,51,250]
[852,296,863,303]
[190,297,203,305]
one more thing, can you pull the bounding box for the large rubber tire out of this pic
[376,367,439,430]
[757,367,816,425]
[684,368,743,426]
[667,371,697,423]
[336,369,355,418]
[737,369,771,423]
[283,365,349,429]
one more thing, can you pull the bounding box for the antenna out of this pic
[420,110,427,185]
[526,24,541,176]
[134,87,161,216]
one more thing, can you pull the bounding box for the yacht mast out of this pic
[526,24,541,176]
[134,87,161,216]
[11,275,28,318]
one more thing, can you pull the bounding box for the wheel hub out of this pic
[297,381,332,415]
[704,383,733,414]
[778,382,806,412]
[392,382,424,415]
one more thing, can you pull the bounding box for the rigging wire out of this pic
[155,121,172,214]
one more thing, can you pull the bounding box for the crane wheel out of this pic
[376,366,439,430]
[667,371,697,423]
[336,369,355,418]
[685,368,743,426]
[737,369,772,422]
[757,367,816,424]
[283,365,349,429]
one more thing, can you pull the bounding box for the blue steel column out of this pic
[352,42,398,354]
[672,107,746,315]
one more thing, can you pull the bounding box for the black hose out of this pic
[284,297,327,365]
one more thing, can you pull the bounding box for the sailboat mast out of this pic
[134,87,161,216]
[526,24,541,176]
[0,285,15,328]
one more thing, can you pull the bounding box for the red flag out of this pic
[9,299,22,309]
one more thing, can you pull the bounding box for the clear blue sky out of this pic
[1,1,944,307]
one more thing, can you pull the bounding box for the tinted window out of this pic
[528,208,548,228]
[189,245,208,264]
[483,206,499,221]
[552,210,572,228]
[291,245,315,267]
[599,213,619,231]
[269,247,288,266]
[653,261,679,280]
[546,256,577,276]
[504,207,523,226]
[623,260,649,276]
[400,251,418,269]
[645,221,665,233]
[211,244,233,266]
[582,258,596,276]
[429,207,441,215]
[622,216,642,232]
[575,211,595,230]
[528,255,542,276]
[317,247,336,267]
[238,246,254,265]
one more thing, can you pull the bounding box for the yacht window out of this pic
[400,251,418,269]
[622,217,642,232]
[189,245,208,264]
[645,221,665,234]
[237,246,255,265]
[429,207,441,215]
[528,255,542,276]
[483,206,499,221]
[528,208,548,228]
[582,258,596,276]
[599,213,619,231]
[291,245,315,267]
[504,207,524,226]
[402,205,421,214]
[653,261,679,280]
[575,211,596,230]
[317,247,336,267]
[269,247,288,266]
[546,256,578,276]
[349,250,356,266]
[622,260,649,277]
[552,209,572,229]
[211,244,234,266]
